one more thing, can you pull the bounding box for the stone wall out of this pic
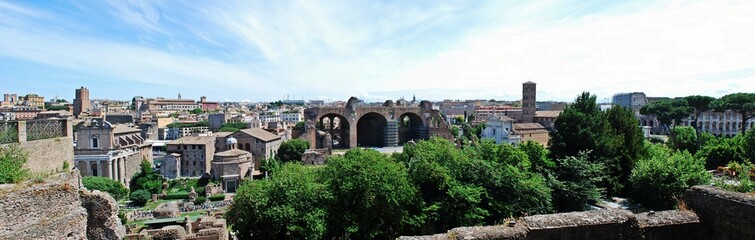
[0,169,125,240]
[684,185,755,240]
[0,171,86,239]
[525,209,643,240]
[401,186,755,240]
[1,136,74,174]
[80,189,127,239]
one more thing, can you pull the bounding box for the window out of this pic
[183,145,187,150]
[192,145,196,150]
[91,137,99,148]
[198,145,203,150]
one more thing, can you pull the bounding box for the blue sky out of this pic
[1,0,754,103]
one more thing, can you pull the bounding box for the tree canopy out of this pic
[550,92,645,196]
[277,139,310,162]
[712,93,755,134]
[640,98,693,134]
[227,164,330,240]
[129,160,163,194]
[82,176,129,200]
[630,145,710,210]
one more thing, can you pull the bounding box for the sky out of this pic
[1,0,754,103]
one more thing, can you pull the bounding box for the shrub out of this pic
[82,176,129,200]
[630,146,711,210]
[0,144,30,184]
[194,196,206,205]
[130,189,151,206]
[208,194,225,202]
[164,192,190,200]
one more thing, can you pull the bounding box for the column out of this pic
[329,116,335,147]
[108,160,114,180]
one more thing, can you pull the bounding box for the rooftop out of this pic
[238,128,281,142]
[167,136,215,145]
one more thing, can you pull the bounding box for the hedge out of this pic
[208,194,226,202]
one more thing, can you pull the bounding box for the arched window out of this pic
[245,143,251,151]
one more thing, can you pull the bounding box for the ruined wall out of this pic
[0,169,125,240]
[401,186,755,240]
[684,185,755,240]
[1,136,74,174]
[80,189,127,239]
[525,209,643,240]
[0,171,87,239]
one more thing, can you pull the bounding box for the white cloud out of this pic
[380,0,755,101]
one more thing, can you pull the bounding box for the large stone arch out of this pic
[357,112,388,147]
[398,112,427,144]
[319,113,351,149]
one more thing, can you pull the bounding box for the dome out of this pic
[226,137,238,145]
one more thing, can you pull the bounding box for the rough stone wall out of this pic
[0,169,126,240]
[399,209,701,240]
[524,209,643,240]
[80,189,126,240]
[0,171,87,240]
[1,136,74,174]
[636,210,705,240]
[684,185,755,240]
[401,186,755,240]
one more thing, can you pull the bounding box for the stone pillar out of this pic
[64,118,73,138]
[328,116,335,148]
[107,160,114,179]
[119,158,125,185]
[349,117,358,148]
[16,120,27,143]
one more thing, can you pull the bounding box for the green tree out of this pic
[684,95,715,140]
[129,189,151,206]
[321,148,423,239]
[551,152,607,212]
[640,98,693,134]
[129,160,163,194]
[669,126,698,154]
[696,135,745,169]
[519,141,556,176]
[227,164,330,240]
[453,116,465,124]
[602,105,647,194]
[218,122,248,132]
[550,93,645,196]
[277,139,310,162]
[549,92,601,160]
[745,127,755,161]
[630,145,711,210]
[450,125,460,138]
[403,138,551,232]
[711,93,755,135]
[0,144,29,184]
[190,108,203,114]
[82,176,129,200]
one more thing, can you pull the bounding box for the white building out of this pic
[280,110,303,123]
[481,114,521,145]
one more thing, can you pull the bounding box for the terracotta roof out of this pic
[112,125,140,135]
[214,149,251,157]
[167,136,215,145]
[535,111,562,118]
[238,128,281,142]
[513,123,547,131]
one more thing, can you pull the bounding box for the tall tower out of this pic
[522,81,536,123]
[73,87,91,118]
